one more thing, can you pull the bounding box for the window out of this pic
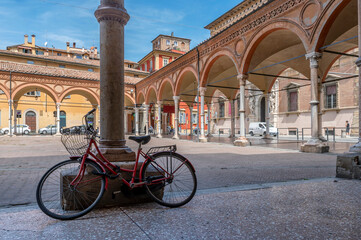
[163,58,169,66]
[179,112,186,124]
[25,91,40,97]
[57,53,62,56]
[192,113,197,124]
[134,74,139,78]
[36,50,44,55]
[128,64,132,68]
[174,41,178,46]
[219,100,225,118]
[75,54,82,59]
[23,49,31,54]
[59,65,65,68]
[325,84,337,109]
[288,91,298,112]
[88,68,94,72]
[64,95,71,99]
[27,60,34,64]
[149,59,153,72]
[166,40,170,46]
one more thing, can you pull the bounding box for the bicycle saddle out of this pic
[129,135,151,145]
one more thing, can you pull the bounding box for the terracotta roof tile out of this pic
[0,60,143,84]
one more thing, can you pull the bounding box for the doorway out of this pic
[25,111,36,132]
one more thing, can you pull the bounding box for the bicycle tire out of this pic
[142,152,197,208]
[36,159,105,220]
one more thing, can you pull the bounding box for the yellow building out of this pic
[0,35,149,134]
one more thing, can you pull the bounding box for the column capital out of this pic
[305,52,322,68]
[56,102,61,108]
[142,104,149,109]
[95,0,130,25]
[173,96,180,101]
[199,87,207,96]
[237,74,248,85]
[157,100,163,105]
[8,99,13,104]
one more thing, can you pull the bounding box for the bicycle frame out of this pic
[70,137,181,191]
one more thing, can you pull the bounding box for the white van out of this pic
[249,122,278,137]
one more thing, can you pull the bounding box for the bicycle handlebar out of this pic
[83,108,96,132]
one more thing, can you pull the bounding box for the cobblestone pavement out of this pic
[0,135,337,207]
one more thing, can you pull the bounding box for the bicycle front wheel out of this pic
[36,159,105,220]
[142,152,197,207]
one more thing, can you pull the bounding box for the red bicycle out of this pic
[36,109,197,220]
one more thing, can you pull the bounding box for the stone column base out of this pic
[350,142,361,152]
[300,139,329,153]
[234,137,249,147]
[336,152,361,180]
[98,147,136,162]
[54,133,62,136]
[156,134,162,138]
[172,135,179,140]
[199,136,208,143]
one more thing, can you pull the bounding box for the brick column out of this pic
[207,103,212,137]
[234,74,249,146]
[189,105,193,136]
[95,0,135,161]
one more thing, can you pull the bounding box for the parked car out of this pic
[249,122,278,137]
[0,124,31,135]
[38,125,57,135]
[61,125,86,134]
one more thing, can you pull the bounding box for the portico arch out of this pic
[12,83,58,103]
[0,83,9,100]
[60,87,99,106]
[241,20,310,92]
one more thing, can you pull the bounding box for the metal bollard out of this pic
[302,128,304,141]
[333,128,336,142]
[296,128,299,141]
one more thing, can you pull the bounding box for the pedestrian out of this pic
[346,120,350,137]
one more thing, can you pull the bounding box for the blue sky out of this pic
[0,0,241,62]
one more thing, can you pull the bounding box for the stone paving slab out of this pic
[0,136,337,207]
[0,178,360,240]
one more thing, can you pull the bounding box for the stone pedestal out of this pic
[234,137,249,147]
[300,139,329,153]
[336,152,361,180]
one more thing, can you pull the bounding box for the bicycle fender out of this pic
[150,152,196,173]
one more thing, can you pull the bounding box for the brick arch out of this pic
[200,48,239,88]
[174,66,198,96]
[312,0,353,51]
[240,19,310,75]
[145,85,158,105]
[158,77,175,101]
[136,91,146,105]
[60,87,99,106]
[12,83,59,103]
[125,92,135,106]
[0,82,9,100]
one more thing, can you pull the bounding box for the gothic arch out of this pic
[136,91,146,105]
[0,82,9,100]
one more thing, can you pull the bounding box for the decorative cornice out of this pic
[95,3,130,25]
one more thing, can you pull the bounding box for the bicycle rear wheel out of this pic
[36,159,105,220]
[142,152,197,207]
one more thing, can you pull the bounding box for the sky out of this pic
[0,0,241,62]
